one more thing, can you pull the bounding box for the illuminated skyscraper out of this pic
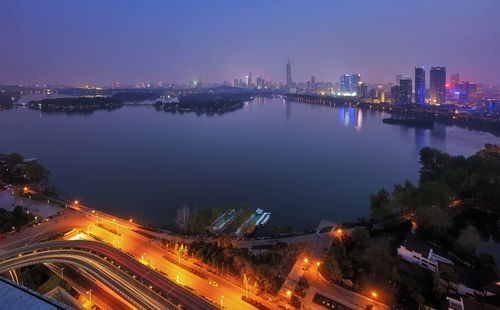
[450,73,460,91]
[286,60,293,89]
[430,67,446,105]
[248,72,252,87]
[399,77,412,104]
[396,74,403,85]
[350,74,361,92]
[340,75,350,93]
[311,76,316,91]
[415,67,425,104]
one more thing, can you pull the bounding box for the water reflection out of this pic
[339,106,363,130]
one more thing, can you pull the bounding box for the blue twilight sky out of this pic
[1,0,499,86]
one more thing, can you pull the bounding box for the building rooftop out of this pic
[0,277,70,310]
[400,234,432,257]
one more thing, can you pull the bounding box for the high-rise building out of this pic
[415,67,425,104]
[396,74,403,85]
[391,85,400,104]
[350,74,361,92]
[311,76,316,91]
[233,79,239,87]
[450,73,460,91]
[399,77,412,104]
[340,75,350,93]
[256,75,263,89]
[248,72,252,87]
[356,82,367,99]
[286,60,293,89]
[430,67,446,105]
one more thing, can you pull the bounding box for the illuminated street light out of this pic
[113,218,118,234]
[74,200,79,205]
[316,262,321,266]
[304,258,308,263]
[23,186,28,192]
[86,290,92,305]
[220,295,224,310]
[371,292,377,298]
[286,290,291,298]
[337,229,342,234]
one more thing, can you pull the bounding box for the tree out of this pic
[3,153,23,167]
[269,225,280,237]
[23,162,46,182]
[351,227,370,247]
[415,206,451,239]
[217,233,232,248]
[457,225,480,254]
[369,189,392,218]
[175,205,190,233]
[321,255,342,282]
[432,273,446,297]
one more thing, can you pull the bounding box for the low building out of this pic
[397,234,453,272]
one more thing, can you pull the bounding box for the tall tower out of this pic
[286,60,293,89]
[415,67,425,104]
[350,74,361,93]
[430,67,446,105]
[248,72,252,87]
[399,77,413,104]
[311,76,316,91]
[340,75,350,93]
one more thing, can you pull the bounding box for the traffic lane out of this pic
[49,262,136,310]
[0,250,173,310]
[0,240,217,310]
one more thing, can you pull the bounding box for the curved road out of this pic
[0,240,216,310]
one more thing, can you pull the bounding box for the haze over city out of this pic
[1,0,500,86]
[2,1,500,310]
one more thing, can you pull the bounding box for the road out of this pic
[46,262,136,310]
[0,240,217,310]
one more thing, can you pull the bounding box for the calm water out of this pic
[2,97,500,229]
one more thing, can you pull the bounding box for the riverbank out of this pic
[284,93,500,137]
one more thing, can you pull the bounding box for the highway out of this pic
[0,240,217,310]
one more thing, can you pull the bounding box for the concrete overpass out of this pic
[0,240,217,310]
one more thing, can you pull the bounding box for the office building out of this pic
[391,85,400,104]
[340,75,350,93]
[350,74,361,92]
[399,77,412,104]
[430,67,446,105]
[311,76,316,91]
[415,67,425,104]
[286,60,293,89]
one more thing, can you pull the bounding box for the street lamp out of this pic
[86,290,92,305]
[371,292,377,298]
[220,295,224,310]
[286,290,291,298]
[74,200,79,205]
[113,218,118,234]
[304,258,308,263]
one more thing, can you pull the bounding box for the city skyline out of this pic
[1,0,500,86]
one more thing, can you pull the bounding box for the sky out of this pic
[1,0,500,86]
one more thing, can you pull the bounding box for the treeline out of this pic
[28,97,123,112]
[0,153,47,184]
[156,93,249,115]
[370,144,500,241]
[112,91,164,102]
[0,206,35,233]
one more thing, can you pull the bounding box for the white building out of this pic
[397,234,453,272]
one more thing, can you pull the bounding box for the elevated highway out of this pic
[0,240,216,310]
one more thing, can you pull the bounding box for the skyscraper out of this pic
[311,76,316,91]
[415,67,425,104]
[399,77,412,104]
[350,74,361,92]
[391,85,400,104]
[248,72,252,87]
[340,75,350,93]
[396,74,403,85]
[430,67,446,105]
[286,60,293,89]
[450,73,460,91]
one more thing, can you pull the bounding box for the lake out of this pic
[2,96,500,230]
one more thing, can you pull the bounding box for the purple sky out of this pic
[1,0,499,86]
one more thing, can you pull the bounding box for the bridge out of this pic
[0,240,217,310]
